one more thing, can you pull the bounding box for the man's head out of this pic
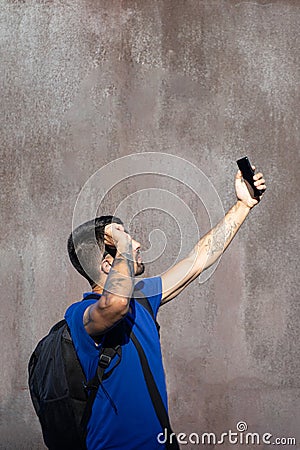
[67,215,144,289]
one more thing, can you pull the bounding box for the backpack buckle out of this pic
[99,353,112,368]
[83,380,98,391]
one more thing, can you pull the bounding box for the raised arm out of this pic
[83,223,135,336]
[161,167,266,303]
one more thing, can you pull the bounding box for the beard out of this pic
[135,261,145,276]
[134,250,145,276]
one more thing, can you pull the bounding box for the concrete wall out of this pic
[1,0,299,448]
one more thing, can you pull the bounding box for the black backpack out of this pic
[28,291,179,450]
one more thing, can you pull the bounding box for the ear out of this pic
[101,259,111,275]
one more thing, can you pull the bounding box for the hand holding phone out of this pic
[236,156,263,199]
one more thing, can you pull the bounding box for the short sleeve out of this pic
[134,276,162,318]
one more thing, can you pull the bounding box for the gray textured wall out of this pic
[1,0,299,449]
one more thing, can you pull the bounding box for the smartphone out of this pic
[236,156,262,199]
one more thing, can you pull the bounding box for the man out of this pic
[66,167,266,450]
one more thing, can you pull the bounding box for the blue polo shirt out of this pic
[65,276,167,450]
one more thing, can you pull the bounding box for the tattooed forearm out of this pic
[102,238,135,301]
[112,249,135,278]
[194,201,250,270]
[205,218,239,257]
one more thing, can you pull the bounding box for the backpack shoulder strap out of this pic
[79,340,121,434]
[62,325,88,402]
[79,317,125,435]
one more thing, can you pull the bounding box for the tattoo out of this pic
[103,240,135,299]
[205,204,240,258]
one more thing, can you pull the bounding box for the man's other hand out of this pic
[104,223,131,249]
